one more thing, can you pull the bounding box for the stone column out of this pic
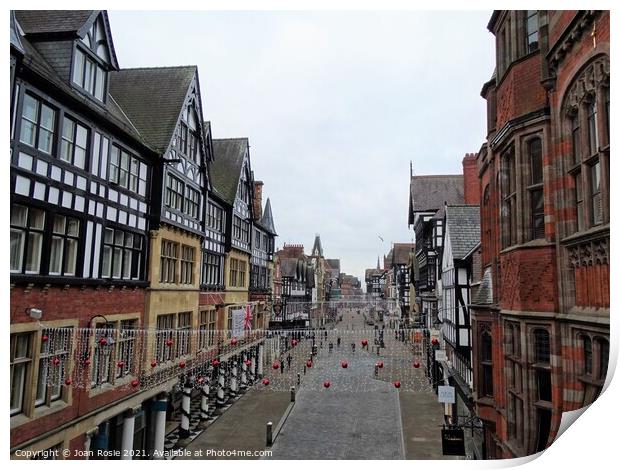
[257,343,264,377]
[230,357,239,398]
[200,380,210,424]
[121,408,138,460]
[83,427,98,459]
[216,363,226,409]
[179,382,192,440]
[240,352,248,390]
[152,393,168,460]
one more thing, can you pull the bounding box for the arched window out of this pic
[529,138,544,239]
[582,335,592,375]
[534,329,550,364]
[596,337,609,380]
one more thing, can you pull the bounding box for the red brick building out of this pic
[471,10,610,458]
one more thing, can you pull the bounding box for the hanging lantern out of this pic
[231,337,238,346]
[151,359,158,368]
[262,378,270,386]
[393,380,401,389]
[179,360,186,369]
[99,337,108,346]
[272,361,280,370]
[306,360,313,368]
[376,360,384,369]
[323,380,331,389]
[117,360,125,368]
[64,378,72,386]
[131,379,140,387]
[413,361,421,369]
[341,360,348,369]
[166,338,174,347]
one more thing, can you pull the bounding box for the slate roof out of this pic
[410,175,464,213]
[473,267,493,305]
[326,259,340,270]
[259,198,277,235]
[210,138,248,205]
[311,234,323,257]
[392,243,415,265]
[108,66,196,153]
[445,205,481,259]
[15,10,94,35]
[11,11,24,53]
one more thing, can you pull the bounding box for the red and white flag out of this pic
[243,304,253,331]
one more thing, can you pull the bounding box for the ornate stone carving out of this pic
[565,234,609,269]
[563,55,610,116]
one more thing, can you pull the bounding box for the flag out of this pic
[243,304,253,331]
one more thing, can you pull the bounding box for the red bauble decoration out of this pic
[272,361,280,370]
[166,339,174,347]
[262,378,270,386]
[323,380,331,389]
[413,361,421,369]
[431,338,439,346]
[179,361,186,369]
[99,337,108,346]
[64,378,72,386]
[361,339,368,347]
[84,358,91,366]
[341,360,348,369]
[292,339,298,347]
[151,360,158,368]
[376,360,384,369]
[244,359,252,366]
[306,360,313,368]
[231,337,238,346]
[212,359,220,367]
[52,357,60,366]
[197,377,205,384]
[131,379,140,387]
[117,361,125,368]
[41,334,49,343]
[393,380,401,389]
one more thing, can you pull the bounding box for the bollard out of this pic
[304,365,307,375]
[291,386,296,402]
[297,372,301,385]
[266,421,273,446]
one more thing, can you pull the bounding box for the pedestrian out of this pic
[337,337,341,347]
[287,354,292,368]
[280,359,285,374]
[329,342,333,353]
[351,343,356,353]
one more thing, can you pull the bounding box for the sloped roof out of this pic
[15,10,94,35]
[11,11,24,53]
[108,66,196,153]
[210,138,248,205]
[392,243,415,265]
[326,259,340,270]
[259,198,277,235]
[445,205,481,259]
[410,175,464,213]
[473,267,493,305]
[311,234,323,257]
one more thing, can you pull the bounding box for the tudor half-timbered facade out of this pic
[10,9,160,457]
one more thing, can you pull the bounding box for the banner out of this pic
[231,308,245,337]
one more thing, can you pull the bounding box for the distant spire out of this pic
[312,234,323,257]
[377,256,380,269]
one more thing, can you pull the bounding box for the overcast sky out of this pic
[109,10,495,282]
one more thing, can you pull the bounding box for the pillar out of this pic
[240,352,248,390]
[179,382,192,440]
[83,427,98,459]
[152,393,168,460]
[121,408,137,460]
[248,348,256,383]
[230,357,239,398]
[216,363,226,408]
[257,343,264,377]
[200,380,210,423]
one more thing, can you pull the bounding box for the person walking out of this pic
[287,353,292,368]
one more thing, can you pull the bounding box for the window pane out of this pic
[530,139,543,184]
[11,205,28,227]
[29,208,45,229]
[101,245,112,277]
[40,104,55,131]
[10,230,25,272]
[72,49,85,85]
[25,232,43,273]
[95,66,106,101]
[53,215,66,234]
[64,239,78,275]
[49,237,64,274]
[22,94,38,121]
[112,247,122,277]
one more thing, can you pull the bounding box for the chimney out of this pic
[462,153,480,205]
[253,181,264,221]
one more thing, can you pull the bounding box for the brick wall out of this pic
[462,153,480,205]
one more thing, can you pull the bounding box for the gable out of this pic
[77,11,119,70]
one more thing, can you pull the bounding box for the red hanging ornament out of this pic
[41,334,49,343]
[52,357,61,366]
[151,359,158,368]
[361,339,368,347]
[131,379,140,387]
[306,360,313,368]
[376,360,384,369]
[197,377,205,384]
[84,358,91,366]
[179,360,186,369]
[99,337,108,346]
[212,359,220,367]
[262,378,270,386]
[117,360,125,368]
[272,361,280,370]
[393,380,401,389]
[166,338,174,347]
[292,339,298,347]
[341,360,348,369]
[323,380,331,389]
[413,361,421,369]
[431,338,439,346]
[244,359,252,366]
[64,378,72,386]
[231,337,238,346]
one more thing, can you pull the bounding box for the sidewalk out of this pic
[177,388,290,460]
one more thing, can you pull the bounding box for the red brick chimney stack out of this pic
[253,181,264,221]
[462,153,480,205]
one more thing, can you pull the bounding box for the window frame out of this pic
[19,92,57,155]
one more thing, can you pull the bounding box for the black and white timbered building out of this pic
[250,198,277,292]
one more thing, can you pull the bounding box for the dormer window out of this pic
[72,15,111,102]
